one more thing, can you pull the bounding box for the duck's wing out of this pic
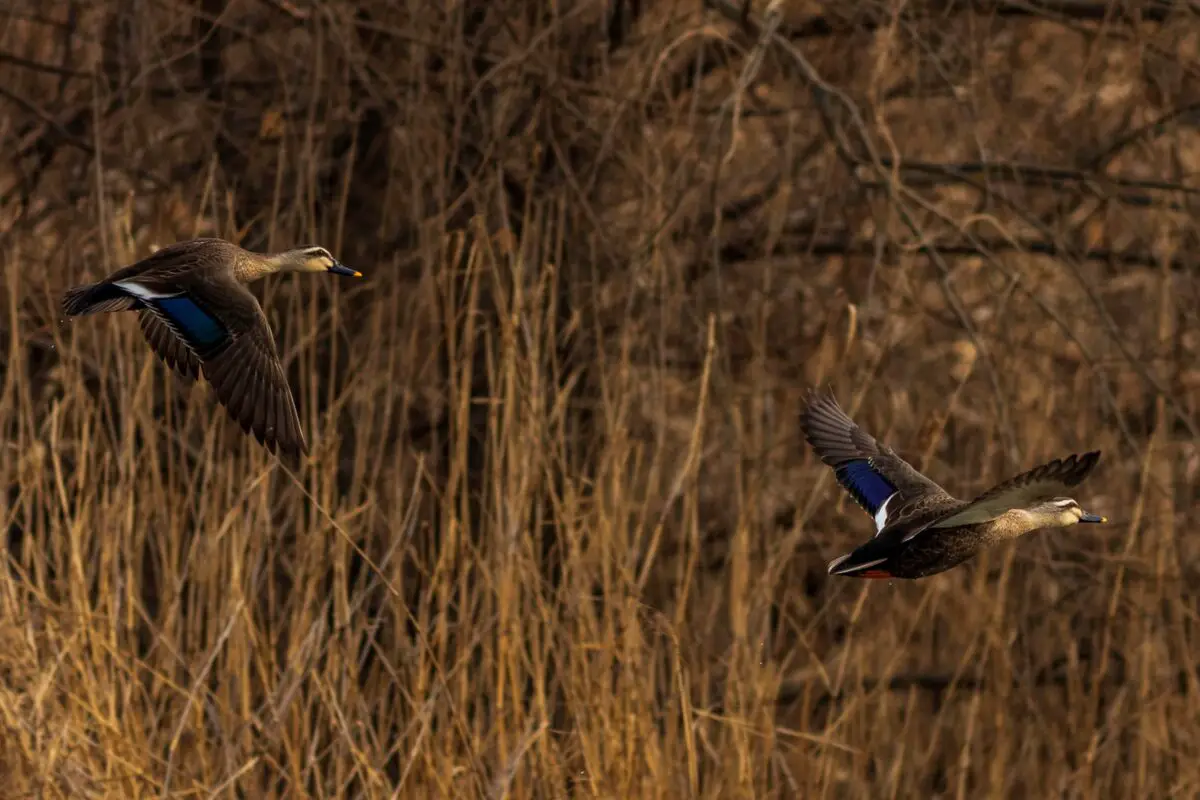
[132,273,307,457]
[926,451,1101,529]
[138,311,201,380]
[800,388,958,534]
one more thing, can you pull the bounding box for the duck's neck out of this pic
[234,253,286,283]
[987,509,1045,541]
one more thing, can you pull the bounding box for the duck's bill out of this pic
[1079,512,1107,523]
[329,262,362,277]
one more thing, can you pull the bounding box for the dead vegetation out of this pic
[0,0,1198,796]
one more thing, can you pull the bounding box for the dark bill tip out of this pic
[1079,512,1107,523]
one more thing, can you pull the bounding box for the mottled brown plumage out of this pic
[61,238,362,458]
[800,388,1106,580]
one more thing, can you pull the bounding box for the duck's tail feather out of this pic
[61,282,138,316]
[828,551,892,577]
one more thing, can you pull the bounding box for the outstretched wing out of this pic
[138,310,202,380]
[800,388,957,532]
[128,275,307,458]
[927,451,1101,529]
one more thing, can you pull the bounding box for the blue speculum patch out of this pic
[835,459,896,514]
[155,296,228,347]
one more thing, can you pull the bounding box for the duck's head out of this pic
[274,245,362,277]
[1037,497,1107,526]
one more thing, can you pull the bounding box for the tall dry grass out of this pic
[0,0,1198,796]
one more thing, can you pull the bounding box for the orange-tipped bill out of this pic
[329,262,362,277]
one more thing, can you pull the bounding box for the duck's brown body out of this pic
[825,510,1030,579]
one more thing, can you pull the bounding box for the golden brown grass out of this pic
[0,0,1198,796]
